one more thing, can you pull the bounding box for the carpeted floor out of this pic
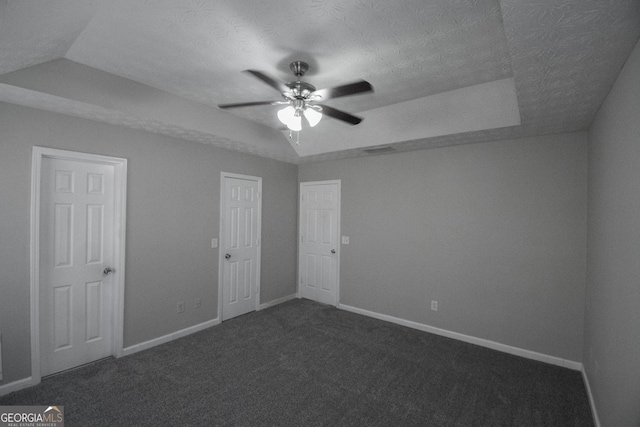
[1,299,594,426]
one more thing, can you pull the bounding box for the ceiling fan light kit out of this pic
[219,60,373,142]
[303,107,322,127]
[277,106,302,131]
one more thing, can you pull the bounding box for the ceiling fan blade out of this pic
[312,80,373,101]
[318,104,363,125]
[244,70,290,94]
[218,100,278,109]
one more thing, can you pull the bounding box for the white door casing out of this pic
[298,181,340,306]
[31,147,126,381]
[219,173,261,321]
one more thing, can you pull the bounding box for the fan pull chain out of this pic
[287,129,301,145]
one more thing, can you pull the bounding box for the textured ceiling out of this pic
[0,0,639,163]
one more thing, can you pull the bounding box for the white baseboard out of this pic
[581,366,601,427]
[258,293,298,311]
[122,318,219,357]
[338,303,582,371]
[0,376,38,397]
[3,300,590,405]
[123,293,300,358]
[2,317,222,395]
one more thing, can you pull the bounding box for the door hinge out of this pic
[301,235,304,243]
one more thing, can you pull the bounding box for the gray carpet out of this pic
[1,299,594,426]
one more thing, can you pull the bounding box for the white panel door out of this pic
[39,157,115,376]
[299,181,340,306]
[221,175,261,321]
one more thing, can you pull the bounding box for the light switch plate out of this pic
[342,236,349,244]
[211,238,218,248]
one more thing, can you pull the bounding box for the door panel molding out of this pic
[30,147,127,383]
[218,172,262,321]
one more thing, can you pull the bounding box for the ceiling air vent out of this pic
[362,146,396,155]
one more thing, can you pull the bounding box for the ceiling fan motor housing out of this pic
[287,81,317,98]
[286,62,316,99]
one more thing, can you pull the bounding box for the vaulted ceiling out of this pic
[0,0,638,163]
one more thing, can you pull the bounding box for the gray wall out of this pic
[0,59,297,162]
[0,103,298,384]
[585,39,640,427]
[299,133,588,361]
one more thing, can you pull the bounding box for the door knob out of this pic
[103,267,114,275]
[331,249,336,254]
[225,253,231,259]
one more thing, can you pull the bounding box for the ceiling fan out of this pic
[218,61,373,132]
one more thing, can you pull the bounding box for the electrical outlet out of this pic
[431,301,438,311]
[177,301,185,313]
[194,298,202,309]
[342,236,349,244]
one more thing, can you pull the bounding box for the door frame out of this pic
[298,180,341,306]
[30,147,127,384]
[218,172,262,321]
